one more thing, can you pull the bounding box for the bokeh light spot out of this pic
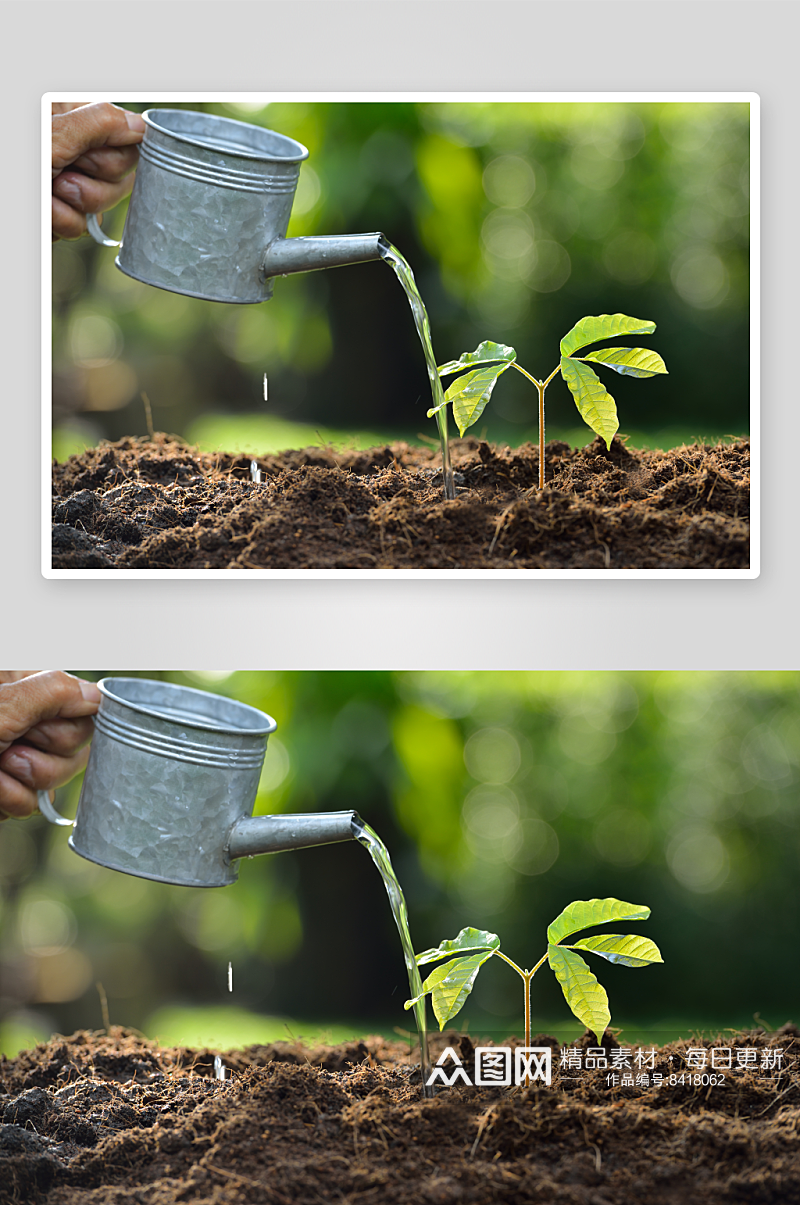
[667,827,730,893]
[464,728,521,783]
[483,155,536,208]
[671,247,730,309]
[525,240,571,293]
[69,313,122,368]
[19,898,77,956]
[507,819,559,876]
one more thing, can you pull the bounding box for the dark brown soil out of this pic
[51,434,750,570]
[1,1025,796,1203]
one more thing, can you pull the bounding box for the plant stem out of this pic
[511,364,538,388]
[511,364,561,490]
[495,950,526,976]
[436,404,456,500]
[495,950,549,1085]
[536,382,545,489]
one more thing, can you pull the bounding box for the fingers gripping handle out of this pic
[86,213,120,248]
[38,790,74,827]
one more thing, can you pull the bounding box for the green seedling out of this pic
[404,897,662,1055]
[430,314,668,490]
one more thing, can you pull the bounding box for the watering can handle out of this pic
[37,789,74,827]
[86,213,120,248]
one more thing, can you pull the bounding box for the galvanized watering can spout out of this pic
[87,109,386,304]
[39,678,363,889]
[260,233,385,281]
[226,809,362,859]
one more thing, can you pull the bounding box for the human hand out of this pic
[0,672,101,820]
[52,102,146,241]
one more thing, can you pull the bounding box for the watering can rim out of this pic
[97,677,278,738]
[142,108,310,166]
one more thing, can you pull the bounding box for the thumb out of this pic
[52,102,146,176]
[0,672,101,751]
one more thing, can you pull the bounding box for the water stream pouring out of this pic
[38,677,430,1089]
[378,240,454,501]
[84,108,454,499]
[353,818,433,1095]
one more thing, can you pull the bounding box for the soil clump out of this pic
[1,1025,796,1203]
[51,434,750,571]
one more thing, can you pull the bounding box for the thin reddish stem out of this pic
[538,384,545,489]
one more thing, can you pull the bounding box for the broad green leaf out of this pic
[568,933,663,968]
[547,898,651,946]
[560,356,619,448]
[580,347,668,379]
[404,950,496,1029]
[438,341,517,378]
[415,927,500,967]
[438,362,514,437]
[560,314,656,358]
[548,944,610,1046]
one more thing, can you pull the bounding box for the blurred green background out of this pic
[1,671,795,1057]
[52,100,751,463]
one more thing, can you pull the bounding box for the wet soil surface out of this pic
[51,434,750,570]
[1,1025,796,1203]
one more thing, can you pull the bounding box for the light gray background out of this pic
[4,1,796,670]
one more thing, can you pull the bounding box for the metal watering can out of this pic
[38,678,360,887]
[86,108,386,303]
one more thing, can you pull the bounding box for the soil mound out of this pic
[1,1025,796,1203]
[51,435,750,570]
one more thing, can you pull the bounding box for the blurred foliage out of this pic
[1,671,796,1054]
[52,100,750,455]
[146,1006,362,1050]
